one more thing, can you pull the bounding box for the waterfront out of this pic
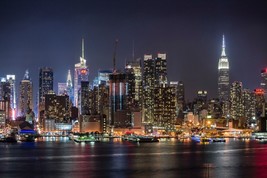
[0,138,267,178]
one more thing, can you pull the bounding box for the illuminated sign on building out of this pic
[254,88,265,95]
[80,69,87,75]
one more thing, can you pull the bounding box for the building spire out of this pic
[221,35,226,56]
[23,69,30,80]
[82,38,85,59]
[67,69,72,88]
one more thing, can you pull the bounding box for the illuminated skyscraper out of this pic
[109,73,127,126]
[18,70,33,116]
[66,69,74,104]
[39,67,54,103]
[143,54,154,123]
[58,83,67,95]
[0,77,11,120]
[230,81,243,119]
[6,75,16,120]
[125,59,142,110]
[154,85,176,130]
[218,35,230,101]
[243,89,256,120]
[38,67,53,121]
[80,81,90,115]
[74,38,89,110]
[261,68,267,99]
[155,53,167,86]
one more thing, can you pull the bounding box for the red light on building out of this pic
[254,88,265,95]
[80,69,87,75]
[261,68,267,74]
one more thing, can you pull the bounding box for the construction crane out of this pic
[113,39,119,73]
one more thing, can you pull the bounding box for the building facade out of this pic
[18,70,33,117]
[143,54,154,123]
[74,39,89,110]
[39,67,53,103]
[125,59,142,110]
[230,81,243,119]
[261,68,267,99]
[218,35,230,101]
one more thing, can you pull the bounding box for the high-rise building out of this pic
[143,53,168,124]
[254,88,265,117]
[44,91,70,123]
[74,38,89,109]
[143,54,154,123]
[0,78,11,121]
[155,53,167,86]
[109,73,127,126]
[18,70,33,117]
[193,90,208,115]
[243,89,256,120]
[0,100,9,127]
[230,81,243,119]
[97,70,113,86]
[125,59,142,110]
[39,67,53,104]
[66,69,74,104]
[58,83,67,95]
[80,81,90,115]
[154,85,176,130]
[38,67,53,122]
[6,75,16,120]
[261,68,267,99]
[218,35,230,101]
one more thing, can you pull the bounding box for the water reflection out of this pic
[0,139,267,177]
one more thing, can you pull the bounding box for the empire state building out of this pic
[218,35,230,101]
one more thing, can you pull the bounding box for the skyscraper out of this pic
[218,35,230,101]
[66,69,74,104]
[243,89,256,120]
[109,73,127,126]
[125,59,142,110]
[18,70,33,117]
[80,81,90,115]
[155,53,167,86]
[39,67,54,104]
[74,38,89,109]
[38,67,53,121]
[6,75,16,120]
[230,81,243,119]
[154,85,176,130]
[143,54,154,123]
[261,68,267,99]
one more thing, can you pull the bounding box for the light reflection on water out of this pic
[0,139,267,178]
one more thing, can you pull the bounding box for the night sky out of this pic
[0,0,267,101]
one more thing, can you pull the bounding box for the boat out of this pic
[0,136,17,143]
[201,137,212,143]
[212,138,226,143]
[74,135,99,143]
[137,136,159,142]
[122,134,159,143]
[19,135,35,142]
[191,135,201,142]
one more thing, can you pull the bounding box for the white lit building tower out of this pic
[218,35,230,101]
[6,75,16,120]
[74,38,89,111]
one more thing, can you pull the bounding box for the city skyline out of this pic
[0,0,267,100]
